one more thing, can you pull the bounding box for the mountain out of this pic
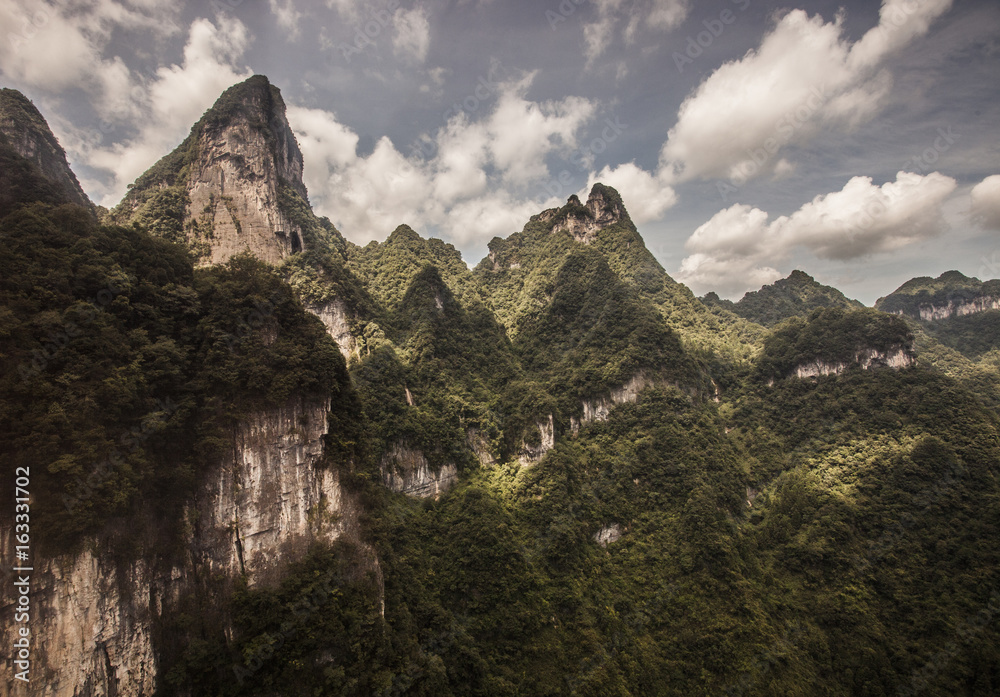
[0,88,93,212]
[475,184,764,362]
[704,269,865,326]
[3,77,1000,697]
[874,271,1000,405]
[110,74,340,265]
[876,270,1000,321]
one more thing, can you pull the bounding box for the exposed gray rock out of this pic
[381,444,458,498]
[518,414,556,466]
[594,524,622,547]
[0,395,355,697]
[793,348,915,379]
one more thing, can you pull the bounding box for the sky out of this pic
[1,0,998,303]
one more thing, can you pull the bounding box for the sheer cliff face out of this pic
[114,75,311,265]
[185,79,308,265]
[0,88,93,209]
[2,396,355,697]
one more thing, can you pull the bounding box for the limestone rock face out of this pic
[0,87,92,209]
[306,298,358,360]
[552,185,627,244]
[908,297,1000,321]
[1,396,350,697]
[185,79,307,265]
[793,348,915,379]
[191,396,349,588]
[594,524,622,547]
[3,551,158,697]
[518,414,556,466]
[381,444,458,498]
[570,373,662,434]
[114,75,312,265]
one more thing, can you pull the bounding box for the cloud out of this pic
[677,171,958,297]
[69,16,253,206]
[582,0,689,63]
[0,0,179,101]
[659,3,953,183]
[287,73,601,245]
[269,0,303,40]
[486,75,596,185]
[971,175,1000,231]
[584,163,676,225]
[393,6,430,63]
[647,0,690,31]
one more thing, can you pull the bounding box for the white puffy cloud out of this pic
[393,6,430,63]
[971,175,1000,231]
[584,163,676,225]
[287,73,605,245]
[486,76,596,185]
[677,171,958,297]
[775,171,957,260]
[269,0,303,40]
[659,3,952,183]
[678,253,783,299]
[75,16,253,206]
[0,0,179,103]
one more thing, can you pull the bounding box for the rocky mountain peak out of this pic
[112,75,314,265]
[0,88,93,210]
[544,183,630,244]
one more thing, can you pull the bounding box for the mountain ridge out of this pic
[0,88,94,212]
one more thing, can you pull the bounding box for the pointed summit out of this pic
[0,88,93,210]
[703,270,864,326]
[534,183,630,245]
[112,75,324,265]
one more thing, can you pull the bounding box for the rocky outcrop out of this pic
[570,373,661,434]
[466,429,497,467]
[4,552,158,697]
[552,185,627,244]
[114,75,312,266]
[793,348,915,379]
[191,396,350,587]
[0,88,93,209]
[381,444,458,498]
[900,297,1000,321]
[306,298,358,360]
[1,395,351,697]
[518,414,556,466]
[594,524,622,547]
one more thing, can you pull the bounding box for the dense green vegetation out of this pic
[756,307,914,380]
[0,201,350,553]
[703,270,864,327]
[473,186,765,363]
[3,87,1000,697]
[876,270,1000,319]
